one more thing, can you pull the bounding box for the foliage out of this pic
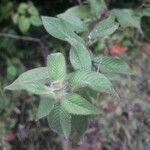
[0,0,150,149]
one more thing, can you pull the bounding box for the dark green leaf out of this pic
[72,115,88,137]
[47,103,71,138]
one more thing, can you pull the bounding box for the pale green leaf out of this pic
[47,53,66,81]
[18,16,30,33]
[42,16,83,43]
[47,103,71,138]
[64,5,91,19]
[28,5,39,15]
[88,0,105,18]
[94,56,132,74]
[5,67,50,94]
[30,15,42,26]
[138,8,150,17]
[111,9,141,31]
[89,16,119,39]
[62,93,97,115]
[67,70,115,94]
[57,14,87,33]
[67,38,92,71]
[36,97,54,120]
[17,3,28,14]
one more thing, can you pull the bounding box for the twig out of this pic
[0,33,49,63]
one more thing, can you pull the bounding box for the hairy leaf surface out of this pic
[47,53,66,81]
[36,97,54,120]
[67,38,92,71]
[89,16,119,39]
[67,71,115,94]
[47,103,71,138]
[62,93,97,115]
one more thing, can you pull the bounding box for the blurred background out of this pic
[0,0,150,149]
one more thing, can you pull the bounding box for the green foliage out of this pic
[93,56,132,74]
[47,53,66,81]
[36,97,54,119]
[67,38,91,71]
[12,1,42,33]
[61,93,97,115]
[89,16,119,39]
[88,0,105,18]
[3,0,150,143]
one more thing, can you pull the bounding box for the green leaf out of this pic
[111,9,141,31]
[137,8,150,17]
[57,14,87,33]
[36,97,54,120]
[47,53,66,81]
[61,93,97,115]
[89,16,119,39]
[47,103,71,138]
[42,16,83,42]
[67,38,92,71]
[67,70,115,94]
[88,0,105,18]
[18,16,30,33]
[17,3,28,14]
[30,15,42,26]
[64,5,91,20]
[28,5,39,15]
[94,56,132,74]
[72,115,88,137]
[5,67,50,95]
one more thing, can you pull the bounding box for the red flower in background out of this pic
[110,44,128,56]
[3,133,15,142]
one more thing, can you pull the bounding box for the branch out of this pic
[0,33,49,62]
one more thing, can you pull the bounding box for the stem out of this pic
[0,32,49,62]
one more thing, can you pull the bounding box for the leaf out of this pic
[36,97,54,120]
[94,56,132,74]
[61,93,97,115]
[67,70,115,94]
[47,103,71,138]
[5,67,50,95]
[28,5,39,15]
[47,53,66,81]
[18,16,30,33]
[111,9,141,31]
[137,8,150,17]
[89,16,119,39]
[72,115,88,137]
[17,3,28,14]
[57,14,87,33]
[67,38,92,71]
[42,16,83,43]
[64,5,91,20]
[30,15,42,26]
[88,0,105,18]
